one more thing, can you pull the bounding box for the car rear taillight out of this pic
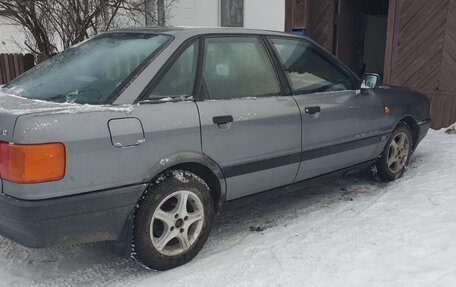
[0,142,65,183]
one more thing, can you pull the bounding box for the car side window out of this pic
[200,37,281,100]
[270,38,356,95]
[144,40,199,101]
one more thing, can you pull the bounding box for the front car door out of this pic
[269,37,384,181]
[196,36,302,200]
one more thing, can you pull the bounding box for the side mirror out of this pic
[361,73,381,90]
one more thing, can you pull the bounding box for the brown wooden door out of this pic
[285,0,336,53]
[307,0,336,52]
[384,0,456,128]
[335,0,364,75]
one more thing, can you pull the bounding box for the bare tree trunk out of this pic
[144,0,155,26]
[157,0,165,26]
[102,0,111,27]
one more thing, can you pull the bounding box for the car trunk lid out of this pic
[0,92,80,142]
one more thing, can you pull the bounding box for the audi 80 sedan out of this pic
[0,27,431,270]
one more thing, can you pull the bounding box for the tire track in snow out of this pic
[1,128,453,286]
[0,173,387,287]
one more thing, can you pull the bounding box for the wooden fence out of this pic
[0,53,37,85]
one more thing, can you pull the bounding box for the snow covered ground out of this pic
[1,126,455,287]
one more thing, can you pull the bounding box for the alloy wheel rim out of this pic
[387,132,410,174]
[150,190,204,256]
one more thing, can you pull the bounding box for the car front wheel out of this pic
[133,170,214,270]
[376,123,413,182]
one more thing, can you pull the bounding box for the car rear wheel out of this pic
[133,170,214,270]
[376,123,413,182]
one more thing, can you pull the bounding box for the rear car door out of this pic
[196,36,302,200]
[269,37,384,181]
[131,39,203,186]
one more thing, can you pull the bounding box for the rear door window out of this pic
[144,39,199,102]
[200,37,281,100]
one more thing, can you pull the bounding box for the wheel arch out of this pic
[397,115,419,150]
[145,152,226,214]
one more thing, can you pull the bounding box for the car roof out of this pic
[108,26,301,38]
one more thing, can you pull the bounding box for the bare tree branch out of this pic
[0,0,177,55]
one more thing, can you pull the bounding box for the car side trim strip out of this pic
[222,152,302,179]
[221,133,389,178]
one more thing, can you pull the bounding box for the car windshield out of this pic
[5,33,171,105]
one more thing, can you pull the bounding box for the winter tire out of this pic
[376,123,413,182]
[133,170,214,270]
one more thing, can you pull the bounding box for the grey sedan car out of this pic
[0,27,430,270]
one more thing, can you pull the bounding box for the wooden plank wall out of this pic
[307,0,335,52]
[285,0,308,32]
[285,0,335,52]
[0,53,36,85]
[0,54,24,85]
[384,0,456,128]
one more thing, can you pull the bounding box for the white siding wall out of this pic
[167,0,219,27]
[0,17,27,53]
[0,0,285,54]
[167,0,285,31]
[244,0,284,31]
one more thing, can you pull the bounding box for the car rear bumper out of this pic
[0,184,146,248]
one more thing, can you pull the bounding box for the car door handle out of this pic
[213,115,234,125]
[305,106,321,115]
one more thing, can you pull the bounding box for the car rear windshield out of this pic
[5,33,171,105]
